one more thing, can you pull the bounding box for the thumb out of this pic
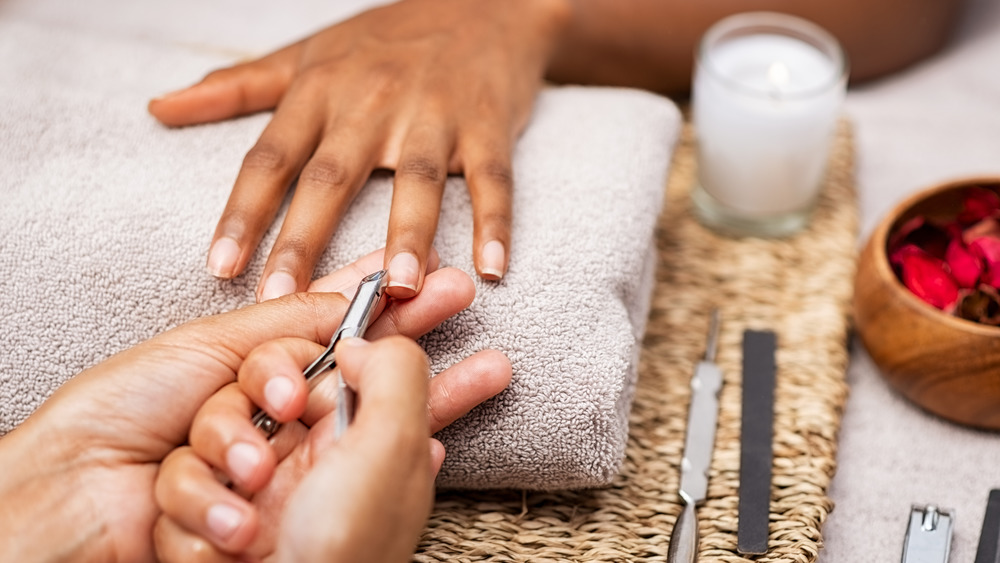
[148,42,302,127]
[154,264,474,372]
[278,337,433,563]
[155,291,350,370]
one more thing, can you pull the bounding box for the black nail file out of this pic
[738,329,777,555]
[975,489,1000,563]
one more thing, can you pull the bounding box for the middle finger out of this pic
[384,120,454,298]
[189,379,309,493]
[257,116,383,302]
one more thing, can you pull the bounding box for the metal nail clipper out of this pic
[251,269,389,440]
[902,505,954,563]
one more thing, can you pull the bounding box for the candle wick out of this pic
[767,61,791,95]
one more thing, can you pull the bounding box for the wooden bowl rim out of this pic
[870,174,1000,337]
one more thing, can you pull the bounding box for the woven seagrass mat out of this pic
[416,120,858,562]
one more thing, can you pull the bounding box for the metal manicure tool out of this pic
[667,309,723,563]
[251,269,389,440]
[901,504,954,563]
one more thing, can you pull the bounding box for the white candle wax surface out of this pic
[694,33,845,218]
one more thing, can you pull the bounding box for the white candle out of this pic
[692,13,847,236]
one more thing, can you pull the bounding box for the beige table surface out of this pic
[822,0,1000,560]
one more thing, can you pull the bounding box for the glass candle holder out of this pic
[691,12,848,237]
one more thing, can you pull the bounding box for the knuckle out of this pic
[398,156,446,186]
[368,60,404,82]
[477,210,512,232]
[427,405,448,433]
[242,142,289,174]
[286,290,319,311]
[295,66,335,93]
[362,61,405,102]
[472,87,503,115]
[217,205,261,235]
[430,381,455,427]
[376,306,403,337]
[285,292,331,343]
[476,160,514,190]
[271,236,314,264]
[200,67,232,84]
[299,157,351,191]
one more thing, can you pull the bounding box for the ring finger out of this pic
[155,446,260,555]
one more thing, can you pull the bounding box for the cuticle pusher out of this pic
[667,309,723,563]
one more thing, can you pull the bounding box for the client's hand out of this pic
[148,0,570,301]
[0,251,509,563]
[154,333,509,562]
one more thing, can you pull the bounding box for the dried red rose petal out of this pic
[943,220,964,240]
[893,244,960,310]
[888,186,1000,324]
[969,236,1000,288]
[958,186,1000,224]
[888,216,951,260]
[945,237,984,288]
[962,217,1000,243]
[888,216,925,252]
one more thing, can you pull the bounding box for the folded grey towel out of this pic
[0,11,681,489]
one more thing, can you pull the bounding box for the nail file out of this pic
[737,329,777,555]
[975,489,1000,563]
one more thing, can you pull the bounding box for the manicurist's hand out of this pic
[149,0,571,301]
[0,250,510,563]
[154,333,510,562]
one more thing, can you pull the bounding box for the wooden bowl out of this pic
[854,176,1000,430]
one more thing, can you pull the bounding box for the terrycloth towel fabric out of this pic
[0,2,681,489]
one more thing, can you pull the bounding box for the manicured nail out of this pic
[387,252,420,291]
[206,503,244,541]
[337,336,370,348]
[259,271,297,302]
[226,442,261,485]
[151,87,186,102]
[264,377,294,414]
[207,237,241,278]
[480,240,506,279]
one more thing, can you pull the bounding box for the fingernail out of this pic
[480,240,506,279]
[337,336,370,348]
[151,87,186,102]
[259,271,298,302]
[226,442,261,485]
[264,377,294,414]
[387,252,420,291]
[206,503,244,541]
[207,237,241,278]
